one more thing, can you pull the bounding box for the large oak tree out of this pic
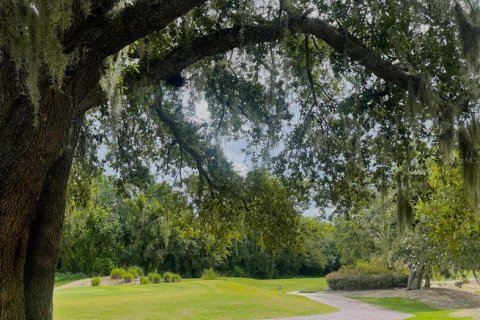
[0,0,478,319]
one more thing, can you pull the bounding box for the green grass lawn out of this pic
[228,277,328,293]
[353,297,472,320]
[53,278,335,320]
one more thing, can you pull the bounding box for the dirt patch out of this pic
[331,287,480,309]
[451,308,480,320]
[433,279,480,294]
[57,276,140,289]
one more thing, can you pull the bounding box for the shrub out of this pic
[148,272,162,284]
[128,266,144,279]
[140,276,150,285]
[123,272,134,283]
[163,272,182,283]
[326,272,408,290]
[91,277,101,286]
[336,260,391,276]
[201,268,219,280]
[110,268,126,280]
[229,266,246,277]
[326,260,408,290]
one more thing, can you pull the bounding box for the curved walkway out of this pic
[269,292,412,320]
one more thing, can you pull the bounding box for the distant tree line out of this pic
[59,169,339,279]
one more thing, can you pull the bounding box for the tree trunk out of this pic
[0,94,78,319]
[423,267,431,289]
[0,98,70,320]
[24,118,82,320]
[0,58,101,319]
[407,267,423,290]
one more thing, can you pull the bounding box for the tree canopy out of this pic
[2,0,480,319]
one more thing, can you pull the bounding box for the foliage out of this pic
[7,0,480,318]
[335,260,393,276]
[0,0,86,111]
[147,273,162,284]
[91,277,101,287]
[407,159,480,278]
[123,272,134,283]
[326,260,408,290]
[61,175,121,276]
[54,272,88,286]
[221,218,339,279]
[326,272,408,291]
[60,172,328,279]
[139,277,150,285]
[201,268,219,280]
[128,266,144,279]
[110,268,126,280]
[162,272,181,283]
[333,195,401,268]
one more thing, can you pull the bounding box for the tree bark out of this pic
[23,117,82,320]
[0,96,70,320]
[407,267,423,290]
[0,61,100,319]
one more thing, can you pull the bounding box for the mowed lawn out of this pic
[53,278,335,320]
[354,297,472,320]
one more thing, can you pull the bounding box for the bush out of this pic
[163,272,182,283]
[123,272,134,283]
[326,272,408,290]
[148,272,162,284]
[110,268,126,280]
[201,268,219,280]
[128,266,144,279]
[140,276,150,285]
[229,266,246,277]
[326,260,408,290]
[91,277,101,286]
[162,272,173,283]
[336,260,391,276]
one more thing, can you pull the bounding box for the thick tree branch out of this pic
[151,95,214,187]
[128,15,425,95]
[126,23,287,88]
[296,18,423,94]
[65,0,207,61]
[82,13,447,111]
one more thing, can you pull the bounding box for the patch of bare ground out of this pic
[331,287,480,309]
[434,279,480,293]
[451,309,480,320]
[57,276,140,288]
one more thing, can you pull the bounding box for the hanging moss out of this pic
[99,47,129,132]
[458,120,480,211]
[396,174,414,232]
[455,3,480,70]
[437,121,455,161]
[0,1,90,116]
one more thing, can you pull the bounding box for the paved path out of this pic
[269,292,412,320]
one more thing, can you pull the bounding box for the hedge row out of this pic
[326,272,408,290]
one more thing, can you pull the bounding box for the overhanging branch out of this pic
[65,0,207,62]
[127,14,428,97]
[81,12,451,113]
[150,94,214,188]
